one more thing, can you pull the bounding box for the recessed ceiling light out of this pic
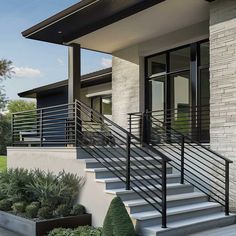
[58,31,62,34]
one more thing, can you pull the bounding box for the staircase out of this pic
[12,100,236,235]
[78,147,235,236]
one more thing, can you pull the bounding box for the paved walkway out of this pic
[191,224,236,236]
[0,228,20,236]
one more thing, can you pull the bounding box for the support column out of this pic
[68,43,81,103]
[210,0,236,210]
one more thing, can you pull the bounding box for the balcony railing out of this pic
[128,105,210,144]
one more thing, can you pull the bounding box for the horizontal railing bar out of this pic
[77,100,171,163]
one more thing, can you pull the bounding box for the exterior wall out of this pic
[209,0,236,210]
[7,147,113,227]
[112,21,209,129]
[112,55,139,129]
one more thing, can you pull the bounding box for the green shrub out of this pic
[30,201,40,208]
[70,204,85,216]
[25,203,40,218]
[12,202,26,214]
[0,168,34,203]
[0,199,11,211]
[102,197,136,236]
[55,204,71,217]
[48,226,102,236]
[38,207,53,219]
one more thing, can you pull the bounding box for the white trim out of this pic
[86,90,112,98]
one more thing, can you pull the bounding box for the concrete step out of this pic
[85,165,172,179]
[124,192,208,214]
[84,156,162,169]
[77,146,158,159]
[96,174,180,190]
[142,213,236,236]
[105,183,194,201]
[132,202,222,232]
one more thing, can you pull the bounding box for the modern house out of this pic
[7,0,236,235]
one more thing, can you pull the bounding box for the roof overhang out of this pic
[22,0,166,46]
[18,68,112,98]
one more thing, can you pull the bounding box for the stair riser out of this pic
[105,176,180,190]
[135,206,222,230]
[94,167,172,179]
[127,196,208,214]
[143,215,236,236]
[86,159,162,169]
[117,185,194,201]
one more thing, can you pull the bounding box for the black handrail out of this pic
[128,110,232,215]
[12,100,172,228]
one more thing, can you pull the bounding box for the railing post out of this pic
[126,133,131,190]
[181,135,185,184]
[74,102,77,146]
[162,159,167,228]
[225,161,230,215]
[11,114,14,146]
[39,109,43,147]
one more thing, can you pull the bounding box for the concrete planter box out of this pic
[0,211,91,236]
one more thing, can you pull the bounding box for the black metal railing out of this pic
[12,100,171,228]
[129,106,210,143]
[128,111,232,215]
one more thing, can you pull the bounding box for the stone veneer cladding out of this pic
[112,56,139,129]
[210,0,236,210]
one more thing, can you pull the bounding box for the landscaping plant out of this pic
[0,168,85,220]
[102,197,136,236]
[48,226,102,236]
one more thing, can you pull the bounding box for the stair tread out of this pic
[84,156,161,163]
[124,192,206,207]
[85,164,169,172]
[131,202,221,220]
[143,213,236,234]
[96,173,179,183]
[105,183,192,195]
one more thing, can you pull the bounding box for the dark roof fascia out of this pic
[22,0,166,45]
[18,67,112,98]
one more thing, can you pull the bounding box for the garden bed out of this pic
[0,211,91,236]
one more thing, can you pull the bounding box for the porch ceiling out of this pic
[71,0,210,53]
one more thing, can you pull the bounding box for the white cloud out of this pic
[13,66,42,78]
[101,57,112,68]
[57,58,65,66]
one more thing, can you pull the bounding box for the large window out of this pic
[145,40,209,142]
[91,95,112,116]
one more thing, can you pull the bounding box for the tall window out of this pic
[146,40,209,142]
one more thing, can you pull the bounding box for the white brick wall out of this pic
[210,0,236,210]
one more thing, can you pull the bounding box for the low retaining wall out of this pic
[7,147,113,227]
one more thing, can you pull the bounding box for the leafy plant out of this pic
[38,207,53,219]
[70,204,85,216]
[0,168,34,203]
[25,203,40,218]
[102,197,136,236]
[55,204,71,217]
[12,202,26,214]
[48,226,102,236]
[0,199,11,211]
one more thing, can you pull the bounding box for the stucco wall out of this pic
[209,0,236,210]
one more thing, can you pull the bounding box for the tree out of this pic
[7,100,36,114]
[0,100,36,155]
[0,59,13,110]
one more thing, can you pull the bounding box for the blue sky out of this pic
[0,0,111,100]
